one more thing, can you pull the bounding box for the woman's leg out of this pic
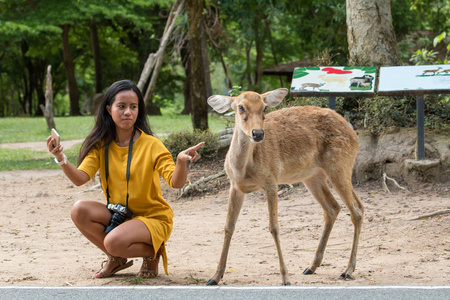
[71,200,112,253]
[71,200,128,277]
[103,219,154,258]
[104,219,160,277]
[71,201,158,277]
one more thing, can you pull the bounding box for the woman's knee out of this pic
[104,232,126,257]
[71,200,89,223]
[71,200,108,225]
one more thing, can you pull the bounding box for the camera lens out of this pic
[104,212,126,233]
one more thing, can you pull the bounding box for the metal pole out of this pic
[416,95,425,160]
[328,96,336,110]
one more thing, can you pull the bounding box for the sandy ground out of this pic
[0,142,449,287]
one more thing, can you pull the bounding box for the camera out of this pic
[104,203,133,233]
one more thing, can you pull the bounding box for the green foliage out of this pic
[361,95,449,134]
[410,48,438,65]
[0,0,176,117]
[188,274,205,284]
[433,31,449,64]
[227,85,242,96]
[409,0,450,32]
[163,130,219,160]
[283,94,449,135]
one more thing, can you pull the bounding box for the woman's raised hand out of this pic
[177,142,204,163]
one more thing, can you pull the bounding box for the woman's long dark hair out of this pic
[77,79,153,166]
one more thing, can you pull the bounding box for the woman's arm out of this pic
[47,136,90,186]
[171,142,204,188]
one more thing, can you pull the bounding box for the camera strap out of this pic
[104,127,136,209]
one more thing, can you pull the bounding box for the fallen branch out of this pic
[178,169,226,198]
[277,184,293,196]
[409,209,450,220]
[382,172,405,193]
[82,183,101,193]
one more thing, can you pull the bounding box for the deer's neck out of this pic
[227,126,255,172]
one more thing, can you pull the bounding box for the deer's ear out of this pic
[262,88,289,108]
[207,95,234,113]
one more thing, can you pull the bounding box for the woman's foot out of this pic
[137,254,160,278]
[93,257,133,278]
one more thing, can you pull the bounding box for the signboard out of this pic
[378,64,450,95]
[290,66,376,97]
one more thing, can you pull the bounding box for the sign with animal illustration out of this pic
[290,66,376,97]
[378,64,450,95]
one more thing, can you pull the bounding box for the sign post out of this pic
[377,64,450,160]
[290,66,376,110]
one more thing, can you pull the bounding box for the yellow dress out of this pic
[78,129,175,275]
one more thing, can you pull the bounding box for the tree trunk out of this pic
[89,22,103,94]
[186,0,208,131]
[137,0,184,115]
[253,20,267,93]
[20,41,33,115]
[180,40,192,115]
[346,0,401,66]
[266,20,284,87]
[61,24,81,116]
[40,65,56,130]
[200,24,212,101]
[35,65,46,117]
[244,41,253,88]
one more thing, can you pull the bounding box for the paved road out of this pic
[1,286,449,300]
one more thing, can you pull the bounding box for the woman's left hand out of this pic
[177,142,204,163]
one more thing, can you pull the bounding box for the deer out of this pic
[300,82,325,91]
[206,88,363,286]
[422,67,442,76]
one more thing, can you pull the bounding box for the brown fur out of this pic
[207,89,363,285]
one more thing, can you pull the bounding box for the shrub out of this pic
[279,94,449,135]
[163,130,219,160]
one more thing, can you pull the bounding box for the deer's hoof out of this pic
[282,282,291,286]
[303,268,314,275]
[206,279,218,286]
[340,273,353,280]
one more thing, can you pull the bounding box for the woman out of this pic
[47,79,203,278]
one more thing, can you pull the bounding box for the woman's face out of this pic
[106,90,139,131]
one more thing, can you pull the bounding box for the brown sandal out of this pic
[137,252,160,278]
[94,257,133,278]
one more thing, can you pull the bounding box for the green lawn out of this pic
[0,113,229,143]
[0,113,230,171]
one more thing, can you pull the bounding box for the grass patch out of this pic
[0,143,81,171]
[0,113,228,143]
[0,113,229,171]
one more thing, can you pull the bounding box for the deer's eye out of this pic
[238,105,245,113]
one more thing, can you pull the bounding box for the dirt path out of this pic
[0,139,84,152]
[0,163,449,286]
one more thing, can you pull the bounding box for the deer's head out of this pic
[208,88,288,143]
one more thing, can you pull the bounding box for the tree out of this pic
[346,0,401,66]
[40,65,56,129]
[137,0,185,115]
[89,22,102,94]
[61,24,81,116]
[186,0,208,131]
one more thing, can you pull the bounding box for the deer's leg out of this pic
[302,172,341,275]
[329,173,364,280]
[266,185,290,286]
[206,186,245,286]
